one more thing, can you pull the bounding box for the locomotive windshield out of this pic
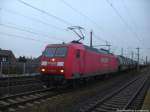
[43,47,67,57]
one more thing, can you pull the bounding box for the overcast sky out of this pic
[0,0,150,62]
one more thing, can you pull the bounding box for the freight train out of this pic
[40,41,137,85]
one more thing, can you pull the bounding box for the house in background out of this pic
[0,48,41,74]
[0,49,16,63]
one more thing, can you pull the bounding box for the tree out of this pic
[18,56,27,63]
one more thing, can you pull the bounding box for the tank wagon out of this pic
[117,55,137,71]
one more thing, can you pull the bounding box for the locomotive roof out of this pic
[46,42,112,55]
[84,45,111,54]
[46,43,68,47]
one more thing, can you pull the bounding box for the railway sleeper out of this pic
[95,105,117,111]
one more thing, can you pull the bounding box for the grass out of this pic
[142,88,150,111]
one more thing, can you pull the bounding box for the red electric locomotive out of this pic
[40,41,119,83]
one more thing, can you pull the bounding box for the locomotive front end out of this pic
[40,46,67,79]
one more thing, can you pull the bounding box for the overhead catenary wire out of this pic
[59,0,144,51]
[105,0,142,45]
[0,32,47,43]
[3,0,111,46]
[17,0,73,26]
[0,1,149,59]
[58,0,97,25]
[1,8,72,42]
[121,0,143,43]
[93,33,109,44]
[58,0,110,43]
[121,0,138,30]
[1,8,65,32]
[0,23,67,41]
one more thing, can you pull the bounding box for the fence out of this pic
[0,62,39,74]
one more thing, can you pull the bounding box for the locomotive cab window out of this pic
[76,49,80,58]
[43,47,67,57]
[43,47,56,57]
[55,47,67,57]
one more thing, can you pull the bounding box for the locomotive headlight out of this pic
[41,68,45,72]
[41,61,47,66]
[60,69,64,73]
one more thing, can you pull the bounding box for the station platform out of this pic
[142,86,150,111]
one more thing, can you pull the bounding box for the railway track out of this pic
[79,74,150,112]
[0,73,41,87]
[0,74,44,97]
[0,87,58,112]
